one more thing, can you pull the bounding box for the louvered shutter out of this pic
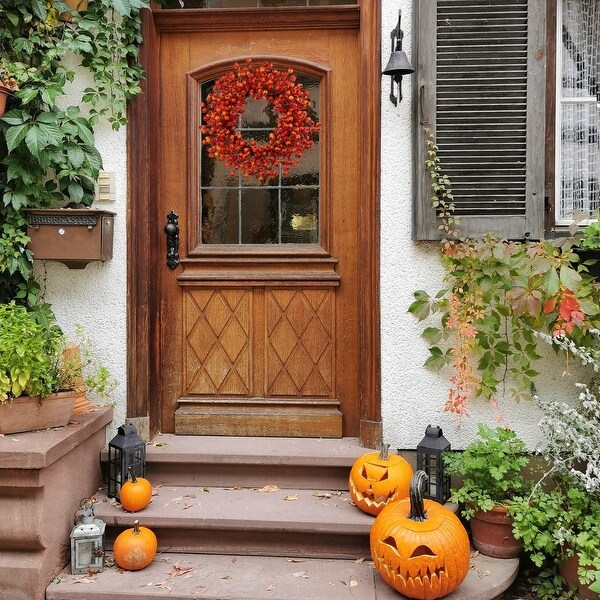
[413,0,547,240]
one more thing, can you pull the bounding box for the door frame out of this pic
[126,3,382,447]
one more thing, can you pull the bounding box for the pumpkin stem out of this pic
[378,443,390,461]
[133,520,140,535]
[407,471,429,522]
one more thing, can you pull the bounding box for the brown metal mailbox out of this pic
[25,208,116,269]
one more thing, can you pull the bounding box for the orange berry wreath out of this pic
[200,59,320,182]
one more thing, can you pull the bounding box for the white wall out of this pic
[34,59,128,440]
[36,4,589,449]
[379,0,587,450]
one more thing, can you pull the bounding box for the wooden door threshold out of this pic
[175,397,342,437]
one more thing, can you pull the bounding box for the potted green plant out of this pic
[443,423,531,558]
[0,302,114,433]
[509,333,600,599]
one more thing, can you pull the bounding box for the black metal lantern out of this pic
[107,424,146,500]
[416,425,451,504]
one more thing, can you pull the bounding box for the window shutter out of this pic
[413,0,547,240]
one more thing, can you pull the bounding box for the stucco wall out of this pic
[36,3,589,449]
[379,0,588,451]
[34,60,128,440]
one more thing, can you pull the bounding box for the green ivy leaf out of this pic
[5,124,29,153]
[559,264,581,290]
[424,347,451,371]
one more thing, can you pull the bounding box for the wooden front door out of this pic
[138,5,381,439]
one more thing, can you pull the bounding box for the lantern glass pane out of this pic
[76,540,93,570]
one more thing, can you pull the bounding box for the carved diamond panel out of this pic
[266,288,334,397]
[184,289,251,395]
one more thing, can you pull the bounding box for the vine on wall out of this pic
[409,134,600,416]
[0,0,149,305]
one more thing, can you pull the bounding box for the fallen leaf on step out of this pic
[151,441,169,447]
[184,493,197,499]
[266,584,276,591]
[354,558,365,564]
[167,564,196,577]
[313,492,332,499]
[287,559,305,563]
[349,576,358,587]
[283,494,298,501]
[257,485,279,493]
[183,503,195,510]
[72,577,95,584]
[292,571,309,578]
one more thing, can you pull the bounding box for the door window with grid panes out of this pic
[199,75,320,245]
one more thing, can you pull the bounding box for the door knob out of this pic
[164,210,179,269]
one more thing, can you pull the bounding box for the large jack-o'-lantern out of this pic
[348,444,413,516]
[370,471,470,600]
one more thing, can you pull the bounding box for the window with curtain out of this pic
[556,0,600,224]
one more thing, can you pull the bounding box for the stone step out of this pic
[137,434,372,490]
[93,484,373,559]
[46,552,520,600]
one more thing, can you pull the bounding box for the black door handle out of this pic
[164,210,179,270]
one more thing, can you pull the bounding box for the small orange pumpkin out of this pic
[348,444,414,516]
[120,472,152,512]
[113,520,157,571]
[370,471,470,599]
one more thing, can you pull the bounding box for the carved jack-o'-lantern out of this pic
[370,471,470,600]
[349,444,413,516]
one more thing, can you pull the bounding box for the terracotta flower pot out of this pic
[469,505,523,559]
[0,391,76,435]
[0,84,12,117]
[560,552,600,600]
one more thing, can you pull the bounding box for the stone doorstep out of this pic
[93,484,373,558]
[137,435,415,490]
[46,552,519,600]
[144,434,369,465]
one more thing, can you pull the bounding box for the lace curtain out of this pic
[559,0,600,220]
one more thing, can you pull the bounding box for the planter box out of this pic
[25,208,115,269]
[0,390,77,435]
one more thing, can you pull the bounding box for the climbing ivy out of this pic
[0,0,149,304]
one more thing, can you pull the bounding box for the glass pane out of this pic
[241,189,279,243]
[260,0,307,5]
[201,144,239,187]
[281,188,319,243]
[281,141,319,186]
[559,102,600,218]
[240,97,277,128]
[561,0,600,100]
[558,0,600,221]
[207,0,258,6]
[202,189,239,243]
[200,71,320,244]
[162,0,356,6]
